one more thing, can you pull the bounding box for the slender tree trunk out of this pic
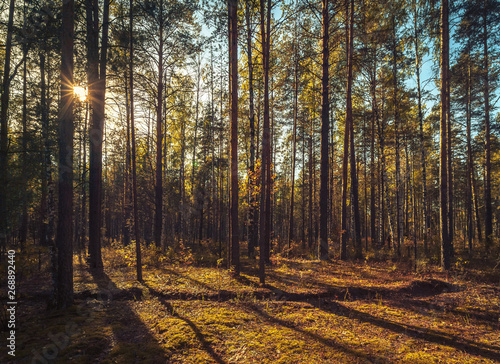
[472,162,482,242]
[81,103,88,253]
[246,2,257,258]
[56,0,75,308]
[414,0,428,255]
[88,0,110,270]
[288,35,299,253]
[308,121,313,250]
[123,70,131,246]
[349,0,362,259]
[447,79,453,251]
[20,5,29,250]
[39,53,51,248]
[378,93,386,246]
[194,55,202,243]
[130,0,142,281]
[340,0,351,260]
[392,16,402,257]
[0,0,15,255]
[260,0,272,283]
[319,0,330,260]
[229,0,240,276]
[440,0,450,270]
[301,123,306,247]
[466,61,473,252]
[483,0,493,250]
[154,0,164,248]
[370,61,377,246]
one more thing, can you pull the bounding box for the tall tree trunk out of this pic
[340,0,351,260]
[319,0,330,260]
[246,2,257,258]
[414,0,428,255]
[378,93,386,246]
[349,0,362,260]
[466,61,473,252]
[154,0,164,248]
[56,0,75,308]
[440,0,450,270]
[130,0,142,281]
[288,31,299,253]
[447,78,453,251]
[81,103,88,252]
[40,53,51,247]
[370,60,377,246]
[483,0,493,251]
[472,161,482,242]
[88,0,110,270]
[229,0,240,276]
[308,121,313,250]
[193,55,201,244]
[123,70,131,246]
[0,0,15,255]
[392,15,402,258]
[20,3,29,250]
[260,0,272,283]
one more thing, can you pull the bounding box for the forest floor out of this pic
[2,243,500,363]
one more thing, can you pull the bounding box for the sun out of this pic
[73,86,87,102]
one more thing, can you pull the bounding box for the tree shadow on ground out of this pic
[87,269,168,362]
[316,299,500,361]
[244,301,389,363]
[143,282,226,364]
[238,271,500,361]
